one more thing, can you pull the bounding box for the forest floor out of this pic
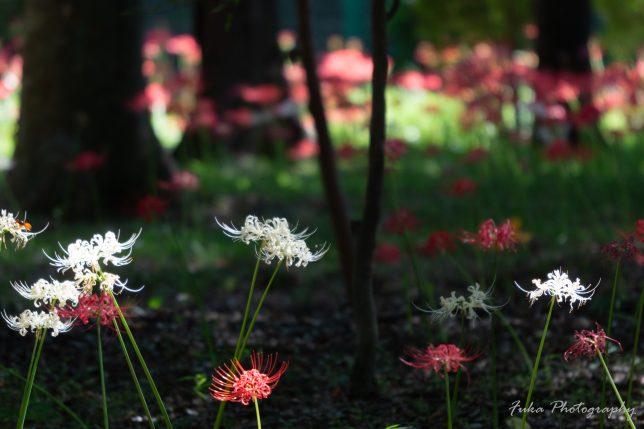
[1,257,642,429]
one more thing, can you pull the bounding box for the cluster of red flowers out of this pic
[400,344,477,375]
[601,220,644,264]
[421,230,455,257]
[564,324,621,362]
[58,293,120,327]
[374,243,401,264]
[460,219,518,251]
[66,151,105,173]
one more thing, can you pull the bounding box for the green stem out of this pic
[596,350,636,429]
[490,313,499,429]
[601,259,621,429]
[16,329,46,429]
[253,397,262,429]
[113,320,155,429]
[444,251,476,286]
[16,332,40,426]
[444,370,452,429]
[450,315,466,415]
[110,294,173,429]
[234,256,262,359]
[0,363,88,429]
[97,323,109,429]
[493,310,532,373]
[402,230,430,304]
[239,260,283,356]
[520,296,555,429]
[626,283,644,412]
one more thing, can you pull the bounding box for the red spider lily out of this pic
[336,143,360,160]
[165,34,201,64]
[374,243,401,264]
[571,103,601,127]
[564,324,622,361]
[636,220,644,243]
[58,294,120,327]
[136,195,169,221]
[601,235,639,262]
[421,230,455,257]
[545,139,574,161]
[66,151,105,172]
[383,209,418,235]
[318,49,373,83]
[449,178,477,197]
[210,352,288,405]
[460,219,518,251]
[400,344,477,375]
[384,139,408,162]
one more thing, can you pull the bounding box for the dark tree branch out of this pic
[296,0,355,297]
[350,0,387,394]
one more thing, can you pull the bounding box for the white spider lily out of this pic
[515,269,597,312]
[422,283,500,322]
[46,230,140,273]
[2,309,73,337]
[0,210,44,249]
[11,279,81,307]
[217,215,327,267]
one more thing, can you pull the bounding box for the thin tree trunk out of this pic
[296,0,354,298]
[350,0,387,394]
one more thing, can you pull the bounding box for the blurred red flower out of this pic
[400,344,477,375]
[421,231,455,257]
[374,243,401,264]
[461,218,518,251]
[564,324,621,361]
[66,151,105,172]
[159,170,200,192]
[136,195,168,221]
[385,139,408,162]
[450,178,477,197]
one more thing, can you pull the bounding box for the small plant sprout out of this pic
[210,352,288,429]
[563,324,636,429]
[0,210,43,250]
[214,215,325,429]
[514,269,597,429]
[400,344,477,429]
[46,230,172,429]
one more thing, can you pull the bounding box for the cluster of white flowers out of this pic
[515,269,597,311]
[2,309,73,337]
[47,231,140,293]
[0,210,40,249]
[217,215,327,267]
[424,284,499,322]
[11,279,80,307]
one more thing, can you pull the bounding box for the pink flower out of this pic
[400,344,477,375]
[383,209,417,235]
[374,243,401,264]
[58,294,120,327]
[564,324,621,361]
[238,84,283,105]
[421,231,455,257]
[636,219,644,243]
[449,178,477,197]
[288,138,319,160]
[210,352,288,405]
[318,49,373,83]
[66,151,105,172]
[159,170,200,192]
[385,139,408,162]
[460,219,518,251]
[165,34,201,64]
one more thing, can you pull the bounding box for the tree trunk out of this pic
[350,0,387,395]
[296,0,354,300]
[9,0,167,218]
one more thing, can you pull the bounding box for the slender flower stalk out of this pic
[445,370,452,429]
[254,397,262,429]
[16,329,46,429]
[596,352,636,429]
[626,284,644,412]
[111,294,173,429]
[97,323,109,429]
[233,256,262,359]
[600,259,621,429]
[112,320,155,429]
